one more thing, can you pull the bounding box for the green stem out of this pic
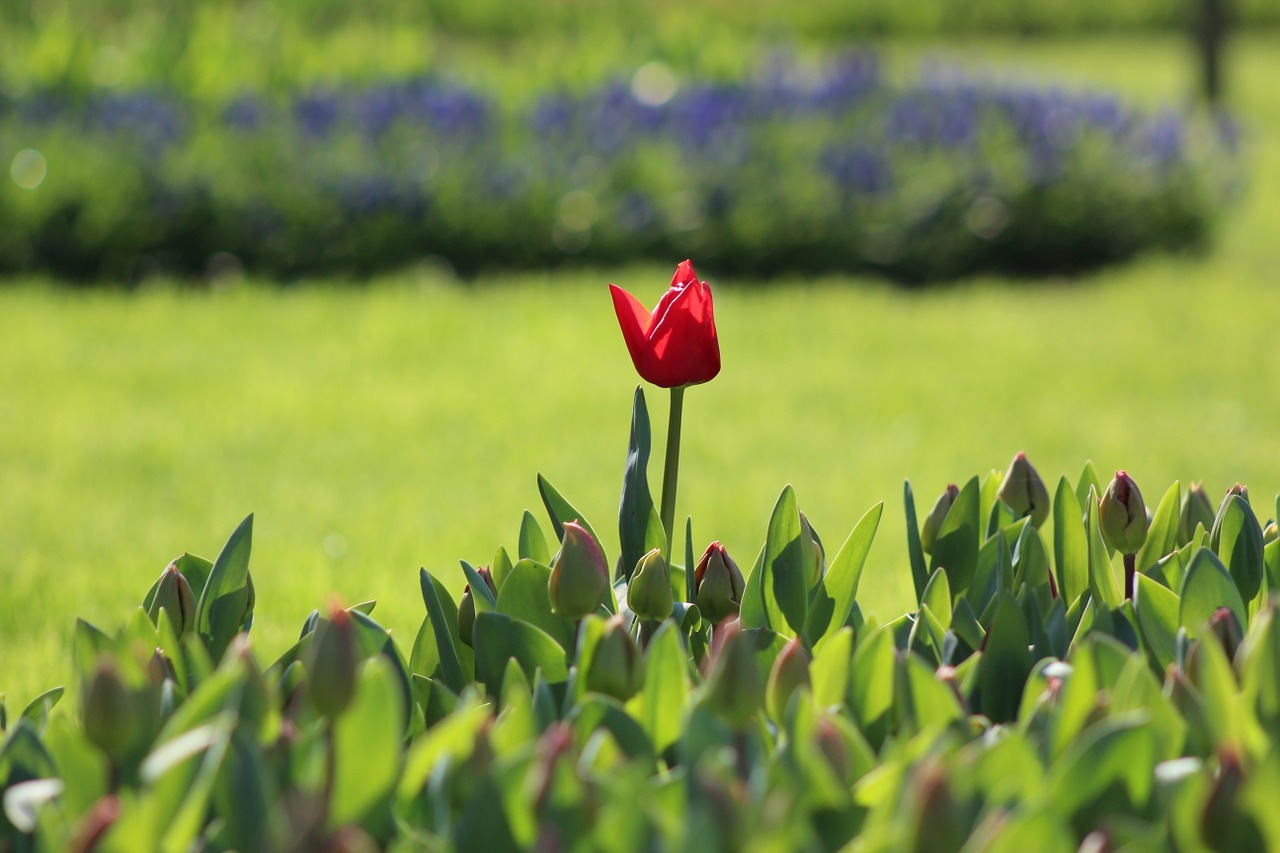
[659,386,685,561]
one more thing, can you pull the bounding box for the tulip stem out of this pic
[1124,552,1136,600]
[659,386,685,561]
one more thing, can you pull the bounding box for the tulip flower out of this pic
[608,260,720,390]
[609,260,721,554]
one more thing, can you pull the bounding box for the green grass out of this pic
[3,33,1279,708]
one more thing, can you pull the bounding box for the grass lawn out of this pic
[3,33,1279,709]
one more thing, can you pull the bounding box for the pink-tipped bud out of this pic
[148,563,197,637]
[997,451,1050,528]
[1100,470,1148,554]
[548,522,609,619]
[921,484,960,554]
[307,601,358,720]
[584,615,644,701]
[627,548,674,622]
[765,637,812,721]
[694,542,745,624]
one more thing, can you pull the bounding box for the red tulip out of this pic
[609,260,721,388]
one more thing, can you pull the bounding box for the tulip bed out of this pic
[0,50,1238,282]
[4,264,1280,850]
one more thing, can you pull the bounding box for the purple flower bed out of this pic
[0,53,1239,282]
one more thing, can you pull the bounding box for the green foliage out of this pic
[6,380,1280,849]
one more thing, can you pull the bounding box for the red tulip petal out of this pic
[609,283,654,374]
[672,259,698,288]
[646,279,720,386]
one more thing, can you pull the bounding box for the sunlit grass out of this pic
[2,33,1278,707]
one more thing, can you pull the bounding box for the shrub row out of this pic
[0,55,1239,283]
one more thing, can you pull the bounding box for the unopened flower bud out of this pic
[1264,521,1278,546]
[765,637,811,721]
[921,484,959,554]
[627,548,673,622]
[585,615,644,701]
[148,563,196,637]
[82,660,147,761]
[457,566,495,647]
[702,621,763,728]
[307,602,358,720]
[1207,606,1243,661]
[694,542,745,624]
[1180,482,1215,543]
[548,522,609,619]
[997,451,1050,528]
[814,718,853,786]
[1100,470,1148,554]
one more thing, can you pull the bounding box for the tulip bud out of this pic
[1201,749,1266,852]
[585,615,644,701]
[814,718,853,787]
[627,548,673,622]
[997,451,1050,528]
[1206,606,1243,661]
[921,484,959,554]
[1180,482,1215,544]
[702,621,763,728]
[548,521,609,619]
[457,566,495,648]
[82,660,147,761]
[148,563,197,637]
[1100,470,1148,554]
[694,542,745,624]
[1264,521,1278,546]
[765,637,811,721]
[307,602,358,720]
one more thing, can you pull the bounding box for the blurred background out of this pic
[2,1,1278,706]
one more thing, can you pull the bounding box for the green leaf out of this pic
[755,485,810,637]
[900,652,964,732]
[633,620,688,752]
[472,611,568,696]
[810,627,853,708]
[195,513,255,663]
[1041,713,1156,819]
[461,560,496,610]
[1053,477,1089,607]
[903,480,930,603]
[1134,573,1181,671]
[347,609,415,734]
[518,510,551,565]
[739,543,768,630]
[1212,494,1265,606]
[618,386,665,579]
[1135,481,1181,575]
[495,558,575,652]
[18,687,63,733]
[978,594,1031,724]
[329,657,404,829]
[1085,487,1123,608]
[397,698,489,805]
[1075,461,1103,513]
[537,473,602,549]
[684,516,695,603]
[1180,547,1247,637]
[804,502,883,643]
[929,476,981,598]
[213,729,279,851]
[491,545,515,591]
[417,568,467,692]
[141,713,235,853]
[921,568,953,628]
[40,715,107,823]
[848,625,895,747]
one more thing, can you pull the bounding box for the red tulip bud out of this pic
[148,563,196,637]
[921,484,959,554]
[307,601,357,720]
[694,542,745,624]
[1100,470,1148,554]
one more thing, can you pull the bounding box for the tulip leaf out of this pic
[636,620,688,752]
[805,501,883,643]
[1075,461,1103,514]
[329,657,403,830]
[460,560,496,610]
[1040,713,1156,820]
[1212,494,1265,606]
[495,558,575,652]
[1179,547,1247,637]
[977,593,1031,724]
[810,627,853,708]
[1135,481,1181,575]
[756,485,810,638]
[903,480,930,602]
[848,625,895,747]
[1133,573,1180,671]
[518,510,551,565]
[491,545,514,592]
[18,687,63,733]
[416,568,467,693]
[929,476,980,599]
[346,609,415,733]
[900,651,964,732]
[537,473,603,550]
[1085,487,1123,609]
[1052,477,1089,607]
[739,543,768,630]
[472,611,568,697]
[685,516,695,603]
[195,513,255,663]
[618,386,666,578]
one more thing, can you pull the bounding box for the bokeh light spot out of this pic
[631,62,678,107]
[10,150,47,190]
